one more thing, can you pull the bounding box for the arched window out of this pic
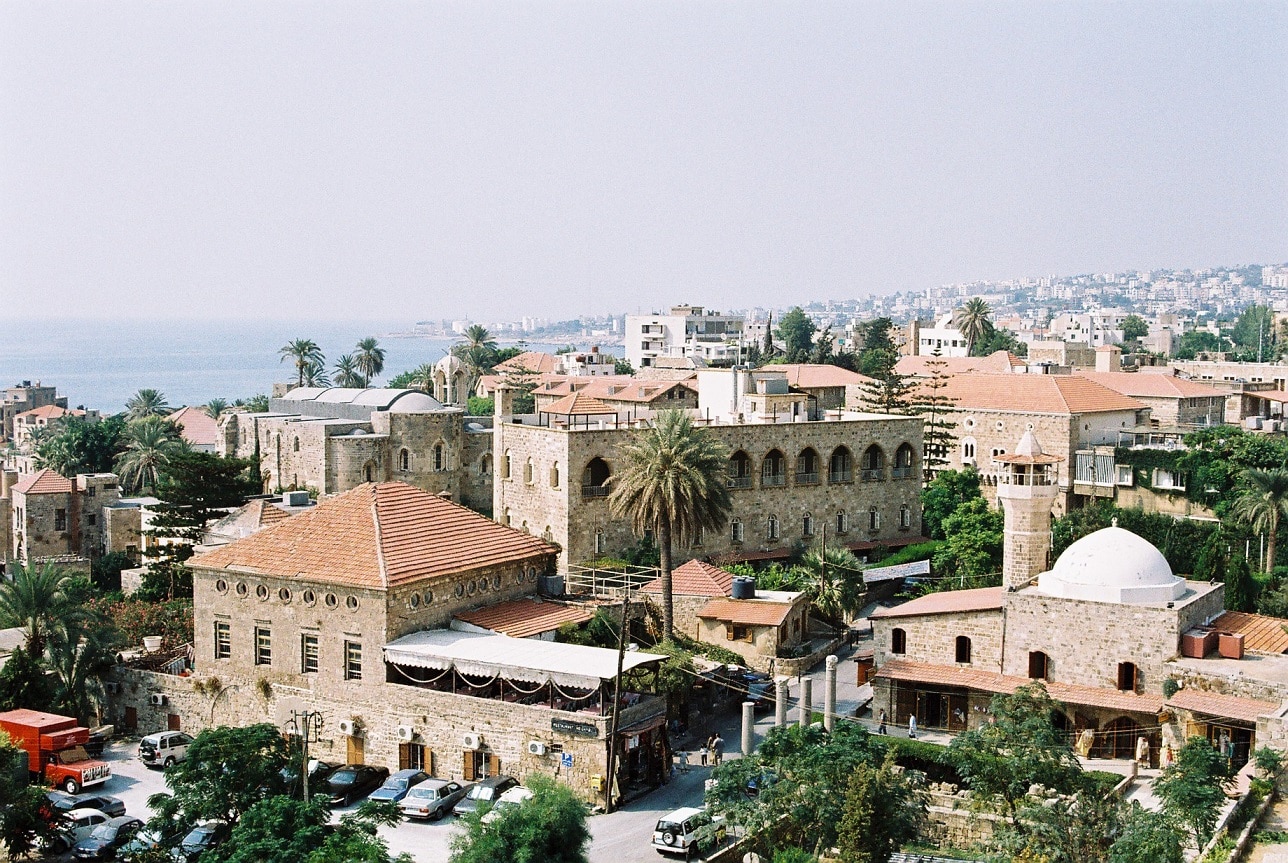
[962,437,977,463]
[503,508,512,526]
[795,448,820,484]
[293,437,300,452]
[594,531,606,554]
[861,445,885,481]
[524,457,534,484]
[1029,651,1049,680]
[761,450,786,487]
[479,453,492,476]
[802,512,813,537]
[899,504,912,529]
[434,443,445,472]
[363,461,375,483]
[731,519,744,543]
[894,443,916,478]
[728,451,753,489]
[501,450,512,479]
[767,514,780,541]
[891,628,907,654]
[1117,662,1137,692]
[828,446,852,483]
[583,457,611,497]
[868,507,880,531]
[399,448,410,472]
[955,636,972,664]
[836,510,848,534]
[550,462,560,488]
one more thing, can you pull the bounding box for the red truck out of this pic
[0,708,112,793]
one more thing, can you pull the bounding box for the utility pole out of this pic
[604,587,631,813]
[285,710,323,803]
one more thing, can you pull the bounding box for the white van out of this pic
[138,731,194,768]
[651,806,725,859]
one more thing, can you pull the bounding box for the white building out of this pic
[624,305,745,369]
[914,313,971,357]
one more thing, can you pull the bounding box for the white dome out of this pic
[1037,526,1186,604]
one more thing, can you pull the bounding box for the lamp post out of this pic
[285,710,324,803]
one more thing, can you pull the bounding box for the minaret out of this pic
[994,431,1063,591]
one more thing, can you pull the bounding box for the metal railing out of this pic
[794,471,820,485]
[891,466,916,480]
[727,475,753,489]
[761,472,785,487]
[861,469,884,482]
[565,563,661,600]
[829,469,853,483]
[580,485,610,498]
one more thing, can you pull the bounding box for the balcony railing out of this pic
[891,466,916,480]
[829,469,853,484]
[794,471,820,485]
[762,473,786,487]
[861,469,884,482]
[727,475,753,489]
[581,485,610,498]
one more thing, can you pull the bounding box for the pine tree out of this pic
[762,312,774,358]
[913,357,958,477]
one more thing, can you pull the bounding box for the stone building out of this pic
[1074,370,1229,427]
[11,405,95,451]
[152,481,671,802]
[2,381,67,442]
[870,432,1288,768]
[494,368,925,572]
[694,590,810,673]
[639,560,734,639]
[6,468,119,568]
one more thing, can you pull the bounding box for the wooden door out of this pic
[124,707,137,731]
[167,714,181,731]
[347,735,364,765]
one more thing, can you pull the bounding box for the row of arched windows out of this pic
[728,444,916,489]
[500,450,566,490]
[727,504,913,545]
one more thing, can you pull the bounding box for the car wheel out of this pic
[164,756,176,767]
[63,777,80,794]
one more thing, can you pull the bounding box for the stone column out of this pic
[742,701,755,757]
[824,655,838,732]
[798,678,813,729]
[774,679,788,728]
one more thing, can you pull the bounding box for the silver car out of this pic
[398,778,472,821]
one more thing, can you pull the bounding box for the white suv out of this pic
[138,731,193,768]
[651,806,725,859]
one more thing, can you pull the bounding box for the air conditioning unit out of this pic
[338,719,356,736]
[396,725,415,742]
[463,733,482,751]
[149,694,166,706]
[527,741,547,756]
[103,681,119,695]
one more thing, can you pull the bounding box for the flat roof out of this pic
[383,629,665,690]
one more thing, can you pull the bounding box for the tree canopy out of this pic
[210,797,411,863]
[777,308,816,363]
[449,774,590,863]
[1153,736,1233,847]
[33,414,126,476]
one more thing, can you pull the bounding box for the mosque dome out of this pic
[1036,525,1186,604]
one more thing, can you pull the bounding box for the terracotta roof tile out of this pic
[15,405,82,421]
[191,482,556,589]
[1209,611,1288,654]
[1075,371,1232,399]
[494,352,560,375]
[696,596,796,627]
[168,406,220,448]
[870,587,1004,619]
[896,351,1024,377]
[1167,689,1278,724]
[540,392,619,416]
[770,364,877,389]
[12,468,74,496]
[917,373,1145,415]
[454,598,595,639]
[639,560,734,597]
[874,659,1165,714]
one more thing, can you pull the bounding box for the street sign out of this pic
[560,752,574,769]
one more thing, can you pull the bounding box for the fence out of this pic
[565,562,660,599]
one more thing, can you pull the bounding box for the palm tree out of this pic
[608,410,732,639]
[125,388,171,421]
[462,324,498,353]
[797,545,866,628]
[115,416,183,493]
[408,363,436,394]
[354,337,386,386]
[301,360,331,388]
[279,339,324,388]
[203,398,228,420]
[46,619,116,726]
[952,297,993,356]
[1233,468,1288,574]
[333,354,365,388]
[0,560,87,659]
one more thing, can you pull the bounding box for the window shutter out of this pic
[463,751,475,781]
[487,754,501,776]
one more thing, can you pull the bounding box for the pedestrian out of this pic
[677,750,690,774]
[908,714,917,739]
[877,709,888,735]
[711,734,724,765]
[699,744,708,767]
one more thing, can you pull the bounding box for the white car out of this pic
[138,731,194,768]
[651,806,725,860]
[480,785,533,824]
[46,807,111,854]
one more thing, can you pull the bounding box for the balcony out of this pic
[891,466,916,480]
[828,469,853,484]
[581,485,610,498]
[794,472,820,486]
[761,473,786,488]
[727,475,753,490]
[861,469,884,482]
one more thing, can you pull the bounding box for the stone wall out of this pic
[872,609,1005,672]
[696,617,778,671]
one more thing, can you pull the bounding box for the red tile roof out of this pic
[1167,689,1278,724]
[495,351,560,375]
[191,482,556,589]
[639,559,733,598]
[896,351,1024,377]
[770,364,876,389]
[1209,611,1288,654]
[874,659,1166,715]
[168,406,220,448]
[454,598,595,639]
[919,373,1145,415]
[12,468,74,496]
[697,596,797,627]
[870,587,1004,619]
[540,392,618,416]
[534,376,696,405]
[15,405,82,421]
[1075,371,1232,400]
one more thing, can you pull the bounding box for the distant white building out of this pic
[625,305,745,369]
[913,313,970,357]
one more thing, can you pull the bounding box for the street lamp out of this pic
[284,710,324,803]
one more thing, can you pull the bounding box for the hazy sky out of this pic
[2,1,1284,323]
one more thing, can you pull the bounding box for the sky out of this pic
[1,1,1285,323]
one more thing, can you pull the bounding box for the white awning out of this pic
[383,629,666,690]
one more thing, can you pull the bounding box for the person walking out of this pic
[908,714,917,739]
[877,709,888,735]
[699,742,709,767]
[711,734,724,765]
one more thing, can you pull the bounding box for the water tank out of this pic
[539,574,564,597]
[731,577,756,600]
[282,490,310,507]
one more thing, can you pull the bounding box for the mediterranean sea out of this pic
[0,318,611,414]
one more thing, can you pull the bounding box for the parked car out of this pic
[745,769,777,798]
[325,764,390,806]
[72,815,145,860]
[747,680,776,712]
[138,732,194,769]
[368,768,429,803]
[46,808,112,855]
[452,775,518,817]
[399,778,472,821]
[652,806,725,860]
[171,820,226,862]
[280,759,339,796]
[480,786,532,824]
[47,790,127,818]
[117,828,162,862]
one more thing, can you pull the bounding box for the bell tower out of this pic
[994,430,1063,591]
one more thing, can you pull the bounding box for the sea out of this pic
[0,318,616,414]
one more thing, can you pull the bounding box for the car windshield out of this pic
[331,771,357,784]
[407,787,437,799]
[382,778,407,790]
[88,824,117,840]
[468,786,496,801]
[182,827,214,846]
[655,819,683,833]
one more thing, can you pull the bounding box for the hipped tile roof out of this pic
[919,373,1145,415]
[895,351,1025,377]
[697,596,797,627]
[1075,371,1232,400]
[12,468,74,496]
[869,587,1004,619]
[639,559,734,597]
[15,405,82,421]
[191,482,556,590]
[540,392,618,416]
[168,406,220,448]
[494,352,560,375]
[769,364,876,389]
[454,598,595,639]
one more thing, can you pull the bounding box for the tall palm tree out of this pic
[797,545,866,628]
[1233,468,1288,574]
[462,324,498,354]
[46,618,116,726]
[279,339,324,388]
[608,410,732,639]
[125,388,172,421]
[408,363,436,394]
[333,354,365,388]
[301,360,331,388]
[354,337,386,386]
[115,416,183,493]
[0,560,87,659]
[203,398,228,420]
[952,297,993,356]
